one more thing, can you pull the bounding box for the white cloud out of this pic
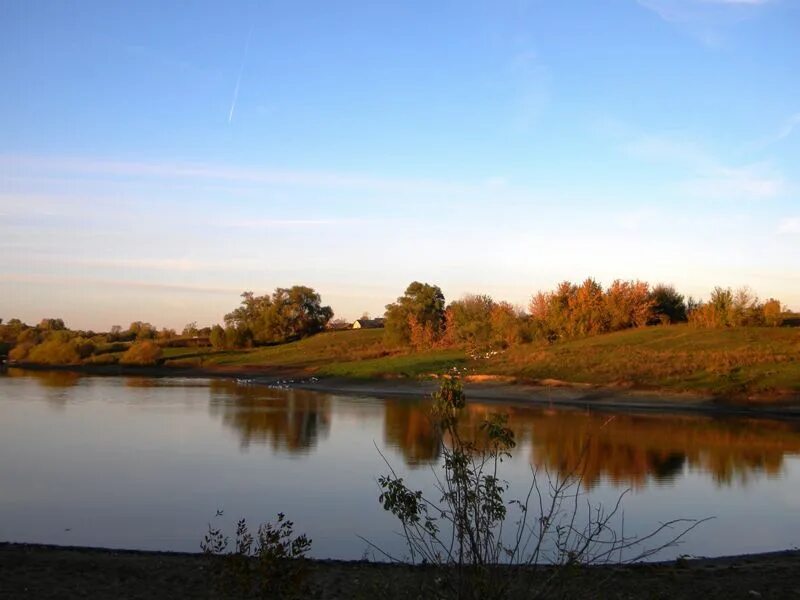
[624,134,785,201]
[0,154,471,196]
[0,273,239,295]
[774,113,800,143]
[636,0,772,45]
[701,0,770,4]
[778,218,800,234]
[681,164,785,200]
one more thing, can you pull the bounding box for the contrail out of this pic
[228,24,254,124]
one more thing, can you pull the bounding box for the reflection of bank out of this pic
[209,380,332,452]
[377,395,800,489]
[6,367,80,388]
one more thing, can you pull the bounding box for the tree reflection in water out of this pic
[381,400,800,489]
[208,380,332,452]
[7,367,80,388]
[204,378,800,489]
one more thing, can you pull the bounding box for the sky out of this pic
[1,0,798,330]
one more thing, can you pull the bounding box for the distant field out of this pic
[161,329,468,379]
[484,324,800,397]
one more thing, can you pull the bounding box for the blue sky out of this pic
[1,0,798,330]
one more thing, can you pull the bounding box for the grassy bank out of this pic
[485,325,800,398]
[17,325,800,400]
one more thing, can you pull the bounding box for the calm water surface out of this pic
[1,369,799,560]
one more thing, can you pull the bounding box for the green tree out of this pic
[384,281,446,347]
[445,294,495,350]
[210,324,226,349]
[224,286,332,345]
[650,284,687,324]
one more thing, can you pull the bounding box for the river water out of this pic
[1,369,798,560]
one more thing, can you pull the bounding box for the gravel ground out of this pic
[2,543,800,599]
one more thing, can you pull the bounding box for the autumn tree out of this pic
[604,280,654,331]
[529,281,577,341]
[490,301,529,347]
[567,278,608,336]
[128,321,156,340]
[384,282,446,348]
[38,318,66,331]
[763,298,783,327]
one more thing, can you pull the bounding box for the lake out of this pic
[1,369,799,561]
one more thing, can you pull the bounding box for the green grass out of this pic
[157,329,467,379]
[483,324,800,396]
[72,324,800,397]
[317,349,467,378]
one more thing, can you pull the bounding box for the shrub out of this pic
[373,378,708,599]
[120,341,163,365]
[201,514,312,599]
[26,339,81,364]
[8,342,34,362]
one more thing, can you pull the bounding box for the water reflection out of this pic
[383,400,442,466]
[382,402,800,488]
[202,378,800,488]
[208,380,331,452]
[6,369,800,489]
[6,367,80,388]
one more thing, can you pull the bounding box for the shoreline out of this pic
[8,362,800,421]
[2,542,799,599]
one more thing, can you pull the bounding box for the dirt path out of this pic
[1,543,799,599]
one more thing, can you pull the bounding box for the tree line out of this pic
[381,279,788,351]
[0,278,790,364]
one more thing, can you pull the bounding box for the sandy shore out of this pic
[1,543,799,599]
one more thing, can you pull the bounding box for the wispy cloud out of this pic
[753,112,800,148]
[17,255,269,272]
[701,0,770,4]
[636,0,772,45]
[681,164,784,200]
[638,0,772,21]
[0,155,473,196]
[228,24,254,124]
[624,133,785,200]
[219,218,363,229]
[778,217,800,234]
[0,273,240,295]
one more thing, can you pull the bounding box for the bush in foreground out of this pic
[372,378,708,599]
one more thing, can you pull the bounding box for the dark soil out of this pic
[2,543,799,599]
